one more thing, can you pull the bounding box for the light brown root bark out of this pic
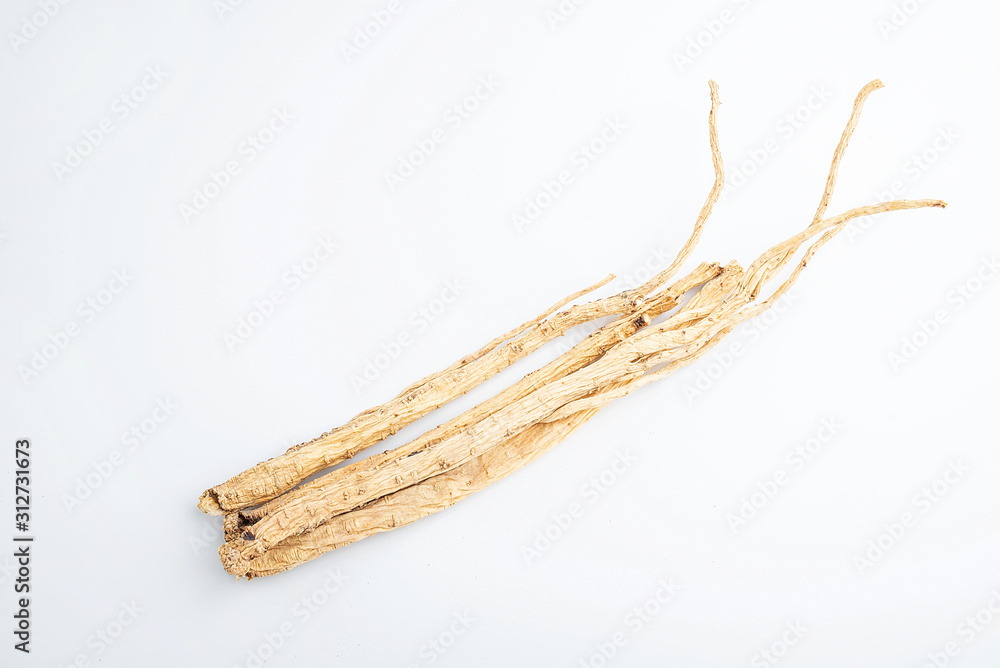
[202,79,946,579]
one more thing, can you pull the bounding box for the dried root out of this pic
[199,79,946,579]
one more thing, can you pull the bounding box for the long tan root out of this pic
[201,79,946,579]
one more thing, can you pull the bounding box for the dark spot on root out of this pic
[242,530,255,541]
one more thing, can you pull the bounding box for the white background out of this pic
[2,1,998,666]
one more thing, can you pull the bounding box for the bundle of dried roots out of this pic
[198,80,945,579]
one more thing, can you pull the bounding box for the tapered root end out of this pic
[908,199,948,211]
[198,489,224,515]
[219,543,251,578]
